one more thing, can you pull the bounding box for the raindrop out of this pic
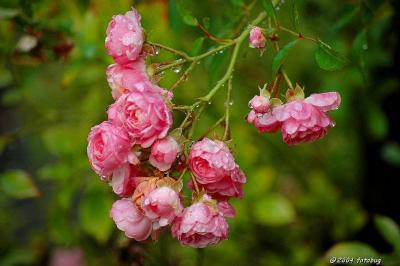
[229,101,234,106]
[172,66,182,74]
[362,44,368,50]
[218,50,224,54]
[196,61,201,65]
[155,48,160,55]
[208,101,212,105]
[331,121,336,127]
[195,104,200,108]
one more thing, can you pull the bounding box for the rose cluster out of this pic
[247,86,341,145]
[87,8,246,248]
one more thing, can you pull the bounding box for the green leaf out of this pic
[290,0,301,32]
[375,215,400,253]
[253,194,296,226]
[0,7,21,20]
[0,170,39,199]
[79,186,114,243]
[191,37,204,56]
[382,143,400,166]
[176,0,199,26]
[315,40,349,71]
[262,0,277,23]
[325,242,377,265]
[272,40,299,76]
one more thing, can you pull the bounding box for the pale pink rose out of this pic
[217,201,236,218]
[304,92,341,112]
[110,198,152,241]
[249,27,266,49]
[171,195,228,248]
[142,186,183,229]
[272,94,339,145]
[106,58,174,101]
[247,110,282,133]
[110,163,141,197]
[149,136,180,171]
[188,138,236,184]
[105,8,144,64]
[108,91,172,148]
[87,121,132,179]
[249,95,270,113]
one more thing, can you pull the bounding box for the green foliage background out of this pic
[0,0,399,265]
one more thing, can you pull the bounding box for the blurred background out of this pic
[0,0,399,265]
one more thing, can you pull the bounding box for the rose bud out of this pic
[149,136,180,171]
[249,26,266,49]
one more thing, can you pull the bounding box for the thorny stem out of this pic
[197,23,231,44]
[223,77,233,140]
[278,25,318,43]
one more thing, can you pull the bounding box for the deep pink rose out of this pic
[149,136,180,171]
[108,91,172,148]
[171,195,228,248]
[272,92,340,145]
[105,8,144,64]
[249,27,266,49]
[247,110,282,133]
[110,163,141,197]
[106,58,173,101]
[87,121,132,179]
[142,186,183,229]
[110,198,152,241]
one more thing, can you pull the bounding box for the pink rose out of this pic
[142,186,183,229]
[110,163,142,197]
[272,92,340,145]
[105,8,144,64]
[188,138,236,184]
[249,95,270,113]
[107,58,173,101]
[149,136,180,171]
[87,121,132,179]
[108,91,172,148]
[217,201,236,218]
[106,58,149,99]
[247,110,282,133]
[249,26,266,49]
[188,138,246,199]
[110,198,152,241]
[171,195,228,248]
[304,92,341,112]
